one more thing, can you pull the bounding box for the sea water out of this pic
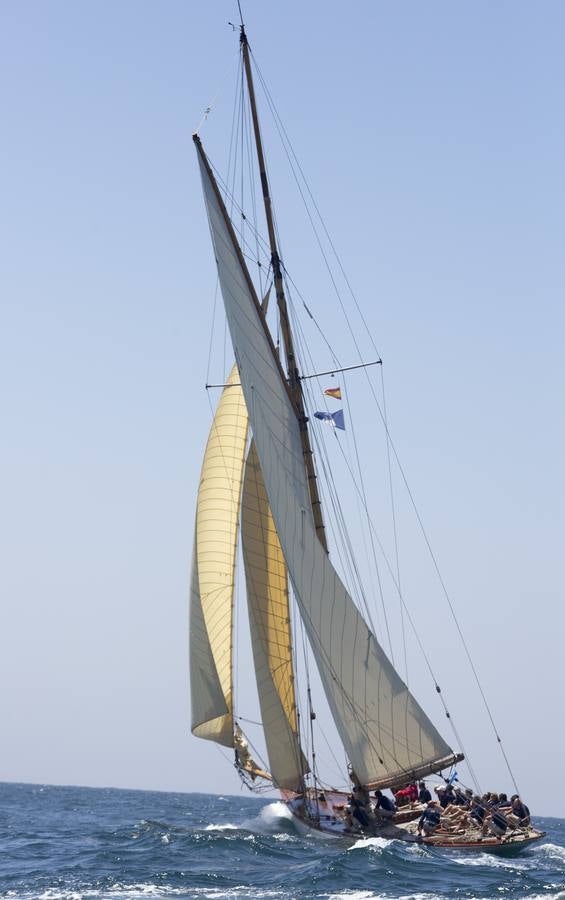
[1,782,564,899]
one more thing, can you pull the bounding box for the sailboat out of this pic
[189,21,544,853]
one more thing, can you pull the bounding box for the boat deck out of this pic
[281,789,545,852]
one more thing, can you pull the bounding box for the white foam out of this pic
[347,836,393,852]
[451,852,530,870]
[256,801,294,826]
[204,822,239,831]
[324,893,442,900]
[324,892,376,900]
[539,842,565,863]
[32,885,190,900]
[189,890,284,899]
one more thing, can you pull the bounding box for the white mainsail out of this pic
[241,440,308,791]
[189,364,248,747]
[195,136,457,786]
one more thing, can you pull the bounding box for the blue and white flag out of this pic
[314,409,345,431]
[447,770,458,785]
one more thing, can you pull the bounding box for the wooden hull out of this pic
[281,789,545,854]
[422,831,546,855]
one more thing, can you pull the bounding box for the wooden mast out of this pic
[240,26,327,553]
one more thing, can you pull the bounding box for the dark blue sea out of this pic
[1,783,564,900]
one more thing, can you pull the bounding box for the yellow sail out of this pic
[241,441,308,791]
[189,364,248,747]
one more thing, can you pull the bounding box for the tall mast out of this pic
[240,26,327,552]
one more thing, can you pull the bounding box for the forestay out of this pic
[189,364,248,747]
[196,136,457,785]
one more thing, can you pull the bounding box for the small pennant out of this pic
[314,409,345,430]
[324,386,342,400]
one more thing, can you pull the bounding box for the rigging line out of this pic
[249,46,507,787]
[337,372,394,661]
[226,53,242,192]
[379,416,519,793]
[208,158,272,262]
[289,307,371,622]
[285,316,386,640]
[286,294,394,658]
[206,55,241,389]
[241,728,270,776]
[250,52,378,368]
[242,73,264,299]
[226,54,244,222]
[205,278,219,387]
[283,300,384,636]
[297,604,313,770]
[324,408,478,775]
[314,720,348,785]
[250,49,383,363]
[193,45,241,135]
[234,715,263,728]
[239,57,245,281]
[381,366,408,685]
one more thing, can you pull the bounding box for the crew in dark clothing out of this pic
[350,796,370,829]
[418,802,442,836]
[373,789,396,819]
[509,797,530,826]
[418,782,432,804]
[440,785,455,809]
[470,797,487,826]
[487,810,509,838]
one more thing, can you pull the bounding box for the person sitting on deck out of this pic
[373,790,396,819]
[418,801,442,837]
[353,784,370,807]
[418,782,432,804]
[394,783,417,806]
[484,809,509,839]
[342,796,355,831]
[469,797,487,828]
[496,793,510,809]
[507,796,531,828]
[452,788,469,807]
[350,795,370,830]
[439,784,456,809]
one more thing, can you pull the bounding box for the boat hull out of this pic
[281,790,545,853]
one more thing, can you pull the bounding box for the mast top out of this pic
[237,0,245,37]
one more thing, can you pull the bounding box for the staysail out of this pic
[195,135,459,785]
[241,441,308,791]
[189,364,248,747]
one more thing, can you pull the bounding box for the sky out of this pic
[1,1,564,816]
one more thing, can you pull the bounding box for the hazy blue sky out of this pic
[1,1,564,816]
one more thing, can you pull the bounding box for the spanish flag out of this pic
[324,386,342,400]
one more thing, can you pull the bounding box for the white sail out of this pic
[189,364,248,747]
[242,441,308,791]
[196,138,457,785]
